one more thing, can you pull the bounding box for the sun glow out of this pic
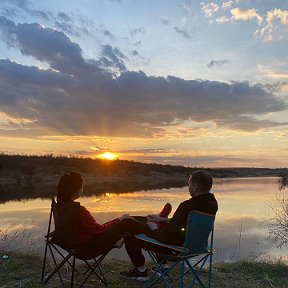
[100,152,118,161]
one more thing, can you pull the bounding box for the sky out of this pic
[0,0,287,168]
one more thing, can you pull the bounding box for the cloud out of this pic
[161,19,169,25]
[130,50,139,56]
[120,148,170,154]
[0,18,287,138]
[207,59,230,68]
[0,0,93,38]
[97,44,127,72]
[266,8,288,25]
[174,26,193,39]
[0,17,85,74]
[230,8,263,24]
[103,29,114,38]
[212,5,288,42]
[128,26,145,39]
[0,0,51,21]
[257,65,288,79]
[122,153,277,168]
[255,9,288,42]
[57,12,72,22]
[201,2,219,18]
[222,1,233,10]
[215,16,230,23]
[262,81,288,93]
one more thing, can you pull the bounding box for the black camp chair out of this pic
[41,198,110,287]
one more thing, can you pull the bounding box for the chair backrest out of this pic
[183,210,215,255]
[51,198,80,249]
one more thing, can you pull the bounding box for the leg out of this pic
[124,235,177,268]
[77,218,151,259]
[124,236,146,267]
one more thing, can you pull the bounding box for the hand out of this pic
[147,222,158,230]
[118,214,131,221]
[147,214,161,222]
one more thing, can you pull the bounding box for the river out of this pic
[0,177,287,263]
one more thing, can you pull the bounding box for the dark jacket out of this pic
[150,193,218,245]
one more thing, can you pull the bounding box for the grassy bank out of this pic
[0,253,287,287]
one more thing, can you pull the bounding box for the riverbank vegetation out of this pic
[1,153,287,179]
[0,253,287,288]
[1,153,287,204]
[267,175,288,248]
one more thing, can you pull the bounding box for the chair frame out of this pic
[136,210,215,288]
[41,198,109,288]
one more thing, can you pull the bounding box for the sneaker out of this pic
[159,203,172,218]
[120,267,149,281]
[157,203,172,229]
[115,238,124,249]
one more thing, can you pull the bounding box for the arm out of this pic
[147,214,170,224]
[164,201,189,233]
[80,206,120,233]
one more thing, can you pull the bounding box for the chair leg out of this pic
[70,256,76,288]
[44,245,73,287]
[180,260,184,288]
[208,254,213,288]
[185,259,206,288]
[41,241,49,283]
[145,251,172,288]
[80,257,108,287]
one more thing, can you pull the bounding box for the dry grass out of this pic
[0,253,287,288]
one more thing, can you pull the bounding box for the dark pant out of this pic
[124,235,174,267]
[77,217,150,259]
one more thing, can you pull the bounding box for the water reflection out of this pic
[0,177,287,263]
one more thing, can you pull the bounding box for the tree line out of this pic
[0,153,287,178]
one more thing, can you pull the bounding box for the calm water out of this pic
[0,177,287,263]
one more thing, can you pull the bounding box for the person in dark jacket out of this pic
[120,170,218,281]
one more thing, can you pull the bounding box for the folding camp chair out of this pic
[136,210,215,288]
[41,198,110,287]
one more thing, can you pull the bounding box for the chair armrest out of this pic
[135,234,188,253]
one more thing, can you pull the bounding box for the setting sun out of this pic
[100,152,118,161]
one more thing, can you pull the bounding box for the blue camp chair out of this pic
[136,210,215,288]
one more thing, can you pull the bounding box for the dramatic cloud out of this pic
[0,18,287,138]
[97,44,127,72]
[0,17,85,74]
[207,59,230,68]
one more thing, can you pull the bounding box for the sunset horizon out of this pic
[0,0,287,168]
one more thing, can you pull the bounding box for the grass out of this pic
[0,253,287,288]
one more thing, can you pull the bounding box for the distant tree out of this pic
[268,175,288,247]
